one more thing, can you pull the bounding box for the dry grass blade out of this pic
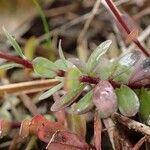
[20,94,39,116]
[94,111,102,150]
[0,79,60,96]
[78,0,101,42]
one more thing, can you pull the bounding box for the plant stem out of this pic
[104,0,150,57]
[10,121,21,128]
[0,51,33,68]
[79,75,150,89]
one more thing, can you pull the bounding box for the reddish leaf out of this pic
[129,58,150,84]
[29,115,48,135]
[37,121,65,143]
[47,131,89,149]
[93,80,117,118]
[94,112,102,150]
[47,143,82,150]
[27,115,65,143]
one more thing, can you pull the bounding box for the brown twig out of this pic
[112,113,150,136]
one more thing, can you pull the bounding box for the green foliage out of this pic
[33,57,58,78]
[116,85,140,117]
[86,40,112,75]
[64,67,82,90]
[139,88,150,125]
[39,81,64,100]
[51,84,84,111]
[0,63,22,70]
[73,90,94,114]
[111,51,140,79]
[3,27,26,59]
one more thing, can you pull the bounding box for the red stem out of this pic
[79,75,150,89]
[0,51,33,68]
[11,121,21,128]
[105,0,150,57]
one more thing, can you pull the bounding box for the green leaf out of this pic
[58,40,69,68]
[32,57,58,78]
[3,27,26,59]
[139,88,150,125]
[51,84,84,111]
[86,40,112,75]
[73,91,94,114]
[64,67,82,90]
[0,63,22,70]
[39,82,64,100]
[98,61,116,80]
[111,51,140,79]
[116,85,140,117]
[54,59,74,71]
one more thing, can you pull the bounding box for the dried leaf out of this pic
[19,119,30,138]
[66,113,86,138]
[94,112,102,150]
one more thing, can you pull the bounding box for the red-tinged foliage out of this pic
[129,58,150,84]
[19,115,90,149]
[46,130,89,150]
[29,115,48,135]
[37,121,65,143]
[47,143,84,150]
[94,112,102,150]
[93,80,117,118]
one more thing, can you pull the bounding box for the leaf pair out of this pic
[92,80,140,118]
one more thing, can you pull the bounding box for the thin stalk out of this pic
[104,0,150,57]
[0,51,33,68]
